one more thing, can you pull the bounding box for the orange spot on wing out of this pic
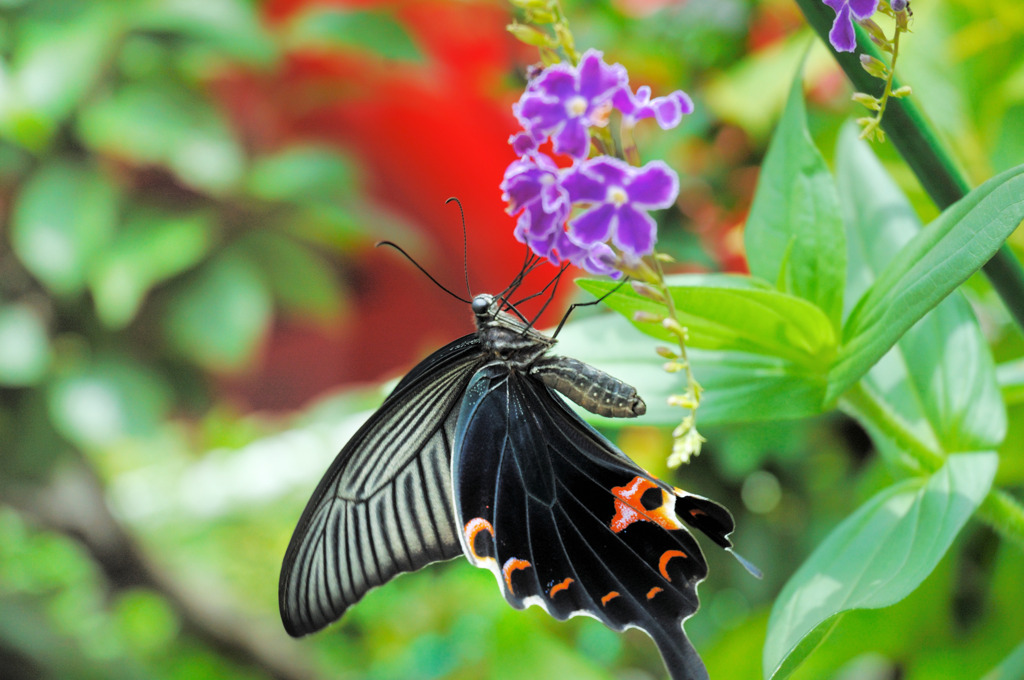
[601,591,620,606]
[502,558,532,595]
[548,577,574,597]
[689,508,706,517]
[464,518,495,563]
[647,586,663,599]
[658,550,688,581]
[610,476,684,533]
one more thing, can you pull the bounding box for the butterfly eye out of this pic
[472,295,492,316]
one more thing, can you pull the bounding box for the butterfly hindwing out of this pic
[452,361,733,680]
[279,334,486,636]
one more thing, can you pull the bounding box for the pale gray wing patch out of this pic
[280,338,482,636]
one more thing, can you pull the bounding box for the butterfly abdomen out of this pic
[532,356,646,418]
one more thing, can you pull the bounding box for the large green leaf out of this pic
[830,161,1024,400]
[835,126,1007,453]
[763,452,997,680]
[553,312,826,426]
[580,274,837,368]
[743,68,846,330]
[11,160,119,296]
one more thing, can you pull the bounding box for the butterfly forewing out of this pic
[452,362,732,680]
[279,334,486,636]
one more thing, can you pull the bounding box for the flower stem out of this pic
[841,382,1024,550]
[793,0,1024,333]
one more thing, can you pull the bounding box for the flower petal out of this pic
[611,205,657,257]
[828,3,857,52]
[575,49,628,104]
[551,118,592,159]
[568,202,616,245]
[625,160,679,208]
[849,0,879,20]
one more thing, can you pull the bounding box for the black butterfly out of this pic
[279,269,749,680]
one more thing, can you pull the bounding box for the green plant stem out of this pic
[842,382,1024,549]
[793,0,1024,333]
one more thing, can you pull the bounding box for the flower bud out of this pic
[506,22,554,47]
[859,54,888,79]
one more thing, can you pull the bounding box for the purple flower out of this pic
[512,49,627,159]
[562,156,678,258]
[555,234,620,277]
[501,155,570,257]
[613,86,694,129]
[823,0,880,52]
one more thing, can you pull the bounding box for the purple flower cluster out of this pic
[823,0,880,52]
[502,50,689,276]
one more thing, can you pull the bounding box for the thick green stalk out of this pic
[842,383,1024,549]
[794,0,1024,331]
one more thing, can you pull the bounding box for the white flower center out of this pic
[607,186,628,206]
[566,95,588,117]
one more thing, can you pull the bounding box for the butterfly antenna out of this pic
[445,197,473,300]
[551,277,630,339]
[376,241,472,304]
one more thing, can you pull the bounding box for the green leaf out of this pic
[983,640,1024,680]
[763,452,997,680]
[286,7,423,62]
[835,126,1007,452]
[0,304,51,386]
[829,160,1024,402]
[77,83,244,195]
[743,66,846,330]
[0,4,120,149]
[553,312,827,426]
[131,0,277,65]
[236,231,344,323]
[163,252,273,371]
[47,356,173,449]
[245,146,356,203]
[579,274,837,368]
[11,160,119,296]
[90,211,214,328]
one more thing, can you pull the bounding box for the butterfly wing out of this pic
[452,363,734,680]
[280,333,485,636]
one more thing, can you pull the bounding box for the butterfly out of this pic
[279,263,752,680]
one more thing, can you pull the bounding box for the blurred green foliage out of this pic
[1,1,1023,680]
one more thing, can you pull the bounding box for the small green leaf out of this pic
[830,161,1024,401]
[47,357,173,449]
[90,211,214,328]
[580,274,837,368]
[236,231,344,322]
[0,4,120,149]
[131,0,277,65]
[0,304,51,386]
[835,126,1007,452]
[763,452,997,680]
[246,146,356,203]
[77,83,244,194]
[744,67,846,330]
[286,7,423,61]
[11,160,119,296]
[163,252,273,371]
